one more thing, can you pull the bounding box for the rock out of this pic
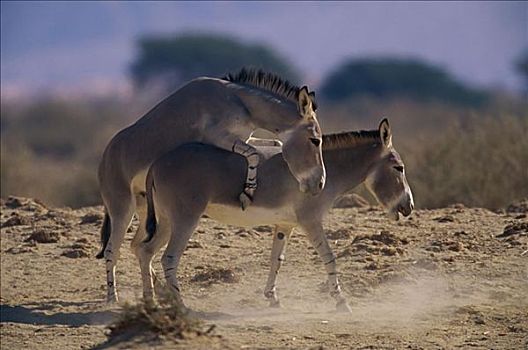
[447,241,464,252]
[5,196,46,211]
[191,268,239,284]
[326,228,352,240]
[75,238,90,244]
[496,223,528,238]
[506,199,528,214]
[1,215,31,228]
[254,225,273,233]
[333,194,370,208]
[380,246,398,256]
[5,196,25,209]
[186,240,204,249]
[80,213,103,225]
[365,262,378,270]
[5,246,34,254]
[62,249,90,258]
[448,203,466,209]
[25,230,60,243]
[434,215,455,223]
[473,315,486,325]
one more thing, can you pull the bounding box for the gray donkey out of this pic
[139,119,414,312]
[97,68,326,302]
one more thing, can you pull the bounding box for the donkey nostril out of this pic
[318,180,324,190]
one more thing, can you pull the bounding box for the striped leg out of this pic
[301,221,351,313]
[161,213,202,309]
[104,195,135,303]
[263,225,294,307]
[130,191,164,300]
[136,215,171,303]
[232,139,260,210]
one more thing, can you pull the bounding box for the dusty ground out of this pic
[1,196,527,349]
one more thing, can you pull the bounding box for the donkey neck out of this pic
[324,142,383,196]
[232,85,299,132]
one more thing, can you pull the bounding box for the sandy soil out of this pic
[1,196,527,349]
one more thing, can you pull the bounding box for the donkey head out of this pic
[281,87,326,195]
[365,119,414,221]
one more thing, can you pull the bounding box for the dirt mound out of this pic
[4,196,47,212]
[25,229,61,243]
[1,214,31,228]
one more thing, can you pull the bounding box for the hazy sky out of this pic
[1,1,527,97]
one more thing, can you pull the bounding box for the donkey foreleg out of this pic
[231,139,260,210]
[204,135,261,210]
[263,225,294,307]
[301,221,351,313]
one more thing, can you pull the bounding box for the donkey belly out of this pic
[204,203,296,228]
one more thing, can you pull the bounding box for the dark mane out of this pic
[322,130,380,150]
[223,68,301,104]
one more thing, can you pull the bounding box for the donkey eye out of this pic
[310,138,321,147]
[394,165,404,172]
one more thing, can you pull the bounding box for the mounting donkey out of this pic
[140,119,414,312]
[97,68,326,303]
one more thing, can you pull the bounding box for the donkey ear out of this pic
[308,91,318,111]
[297,86,313,117]
[379,118,392,148]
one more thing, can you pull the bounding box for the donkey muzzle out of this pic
[299,172,326,196]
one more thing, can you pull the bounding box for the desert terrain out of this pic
[1,196,527,349]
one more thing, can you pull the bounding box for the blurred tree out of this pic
[320,58,487,106]
[515,50,528,93]
[130,33,301,92]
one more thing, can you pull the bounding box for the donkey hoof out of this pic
[336,300,352,313]
[143,298,158,309]
[238,192,253,210]
[106,295,118,304]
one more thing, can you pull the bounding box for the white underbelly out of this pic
[204,203,296,228]
[131,170,148,193]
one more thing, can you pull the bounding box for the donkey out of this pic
[139,119,414,312]
[97,68,326,302]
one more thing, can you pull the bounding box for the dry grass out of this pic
[320,96,528,209]
[108,294,206,341]
[1,95,526,209]
[406,115,528,209]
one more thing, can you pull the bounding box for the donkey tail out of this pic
[95,211,111,259]
[144,169,157,243]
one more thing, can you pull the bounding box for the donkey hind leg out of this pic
[161,212,202,309]
[131,192,164,297]
[136,215,171,303]
[104,191,135,303]
[263,225,294,307]
[301,221,351,313]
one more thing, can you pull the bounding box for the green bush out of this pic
[320,58,488,106]
[131,33,300,92]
